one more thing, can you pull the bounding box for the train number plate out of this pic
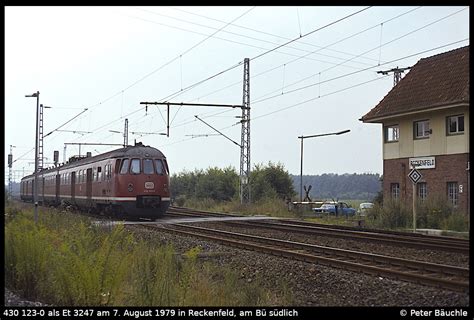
[145,182,155,189]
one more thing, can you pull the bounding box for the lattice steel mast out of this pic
[240,58,251,204]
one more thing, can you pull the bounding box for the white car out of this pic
[357,202,374,216]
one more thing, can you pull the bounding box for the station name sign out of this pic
[409,157,435,169]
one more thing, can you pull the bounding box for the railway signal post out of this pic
[408,167,422,232]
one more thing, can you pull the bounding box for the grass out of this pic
[183,197,299,218]
[4,203,293,306]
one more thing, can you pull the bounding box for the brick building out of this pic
[360,46,469,215]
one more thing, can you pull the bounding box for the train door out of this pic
[86,168,92,206]
[55,174,60,204]
[71,171,76,202]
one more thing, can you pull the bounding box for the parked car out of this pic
[312,201,356,216]
[357,202,374,216]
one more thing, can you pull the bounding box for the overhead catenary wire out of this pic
[170,6,396,64]
[60,8,255,144]
[151,8,465,133]
[60,6,256,137]
[167,6,422,105]
[35,6,375,146]
[157,6,373,104]
[134,6,377,68]
[251,7,468,105]
[151,39,468,148]
[9,8,430,165]
[254,38,469,107]
[12,8,466,166]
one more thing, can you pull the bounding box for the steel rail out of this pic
[277,218,469,245]
[167,206,469,252]
[230,220,469,254]
[158,223,468,293]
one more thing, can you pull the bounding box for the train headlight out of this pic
[128,183,134,192]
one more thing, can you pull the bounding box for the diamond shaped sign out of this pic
[408,168,422,184]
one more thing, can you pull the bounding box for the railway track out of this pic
[167,206,469,254]
[154,223,469,293]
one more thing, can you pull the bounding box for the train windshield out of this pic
[130,158,141,174]
[143,159,154,174]
[120,159,129,174]
[155,159,164,175]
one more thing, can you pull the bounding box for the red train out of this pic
[20,143,170,219]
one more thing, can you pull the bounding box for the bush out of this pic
[366,195,468,232]
[5,204,292,306]
[440,211,468,232]
[366,199,411,229]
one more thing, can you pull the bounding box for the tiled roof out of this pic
[361,46,469,122]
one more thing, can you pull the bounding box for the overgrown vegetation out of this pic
[5,205,292,306]
[171,162,295,203]
[171,162,297,217]
[170,163,467,232]
[366,196,468,232]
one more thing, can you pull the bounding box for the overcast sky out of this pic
[5,6,470,181]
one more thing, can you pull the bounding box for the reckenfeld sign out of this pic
[409,157,435,169]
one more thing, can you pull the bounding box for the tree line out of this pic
[170,162,296,204]
[170,162,381,204]
[292,173,381,201]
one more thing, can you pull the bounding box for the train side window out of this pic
[93,168,97,182]
[155,159,164,175]
[163,159,169,174]
[130,159,141,174]
[115,159,121,174]
[143,159,154,174]
[97,166,102,181]
[120,159,130,174]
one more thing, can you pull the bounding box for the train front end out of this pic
[114,146,170,219]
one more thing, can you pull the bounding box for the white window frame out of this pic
[385,125,399,143]
[414,120,430,139]
[447,182,458,207]
[390,183,400,199]
[447,115,464,135]
[417,182,427,202]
